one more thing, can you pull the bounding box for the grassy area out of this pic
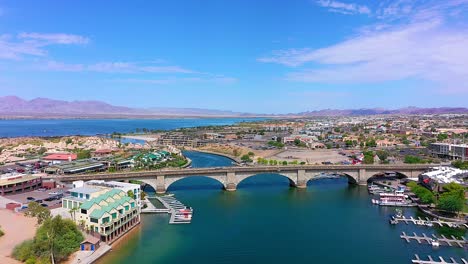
[0,226,4,237]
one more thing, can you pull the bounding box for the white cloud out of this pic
[44,61,195,74]
[0,32,89,59]
[116,76,237,85]
[316,0,371,15]
[259,0,468,92]
[18,32,89,44]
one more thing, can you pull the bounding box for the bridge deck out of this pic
[49,164,436,182]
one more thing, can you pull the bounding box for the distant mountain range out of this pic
[294,107,468,116]
[0,96,466,118]
[0,96,250,117]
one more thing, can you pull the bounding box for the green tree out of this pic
[25,202,51,224]
[127,190,135,199]
[404,155,426,164]
[65,138,73,145]
[437,133,448,141]
[362,151,374,164]
[407,182,435,204]
[241,154,253,163]
[13,216,83,264]
[75,149,91,159]
[376,150,389,161]
[451,160,468,170]
[247,152,254,156]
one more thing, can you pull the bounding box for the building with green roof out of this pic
[64,187,140,243]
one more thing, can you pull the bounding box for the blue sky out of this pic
[0,0,467,113]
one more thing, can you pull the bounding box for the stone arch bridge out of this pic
[50,164,435,194]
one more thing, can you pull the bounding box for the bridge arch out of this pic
[306,172,358,185]
[366,171,409,183]
[236,172,297,189]
[165,175,227,192]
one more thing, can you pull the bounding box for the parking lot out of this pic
[6,187,70,209]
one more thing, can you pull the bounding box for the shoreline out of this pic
[184,148,240,163]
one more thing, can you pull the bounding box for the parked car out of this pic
[40,204,48,207]
[26,197,35,201]
[48,191,63,195]
[35,199,43,203]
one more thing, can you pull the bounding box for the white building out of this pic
[72,180,142,207]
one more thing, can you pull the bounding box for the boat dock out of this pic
[147,195,193,224]
[412,255,468,264]
[141,197,171,214]
[391,216,468,228]
[401,232,467,248]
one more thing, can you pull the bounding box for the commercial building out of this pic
[429,143,468,161]
[63,188,140,243]
[419,167,468,190]
[0,173,42,195]
[43,153,78,164]
[44,159,106,174]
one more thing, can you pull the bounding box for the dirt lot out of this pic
[0,210,37,264]
[272,148,350,164]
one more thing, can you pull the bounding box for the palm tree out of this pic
[69,207,78,221]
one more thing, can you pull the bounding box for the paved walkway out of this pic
[68,244,111,264]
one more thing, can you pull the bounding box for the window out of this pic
[79,193,83,198]
[102,217,110,223]
[112,213,117,219]
[68,200,72,209]
[81,209,87,214]
[125,205,129,211]
[86,194,90,199]
[71,192,78,197]
[90,218,98,223]
[62,201,67,208]
[131,202,135,208]
[119,209,123,214]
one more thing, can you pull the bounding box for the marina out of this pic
[412,255,468,264]
[148,195,194,224]
[400,232,467,248]
[390,216,468,229]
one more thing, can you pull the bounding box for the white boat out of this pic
[431,238,440,247]
[371,192,413,207]
[424,221,433,227]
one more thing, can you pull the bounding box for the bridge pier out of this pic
[156,175,166,194]
[296,169,307,189]
[225,172,237,191]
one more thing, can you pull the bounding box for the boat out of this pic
[389,216,398,225]
[424,221,433,227]
[395,209,403,218]
[371,192,414,207]
[431,238,440,247]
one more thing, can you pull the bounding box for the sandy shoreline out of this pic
[0,209,37,264]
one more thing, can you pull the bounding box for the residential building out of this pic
[429,143,468,161]
[62,188,140,243]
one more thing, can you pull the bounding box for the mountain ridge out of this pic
[0,96,467,117]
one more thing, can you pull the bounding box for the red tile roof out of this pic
[43,153,77,161]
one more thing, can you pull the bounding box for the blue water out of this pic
[0,118,264,137]
[100,151,467,264]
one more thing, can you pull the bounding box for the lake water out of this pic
[0,118,263,137]
[98,151,467,264]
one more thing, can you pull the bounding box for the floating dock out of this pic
[152,195,193,224]
[400,232,467,248]
[412,255,468,264]
[391,216,468,229]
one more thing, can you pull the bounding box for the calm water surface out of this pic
[0,118,263,137]
[99,151,466,264]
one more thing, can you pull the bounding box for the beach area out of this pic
[0,209,37,264]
